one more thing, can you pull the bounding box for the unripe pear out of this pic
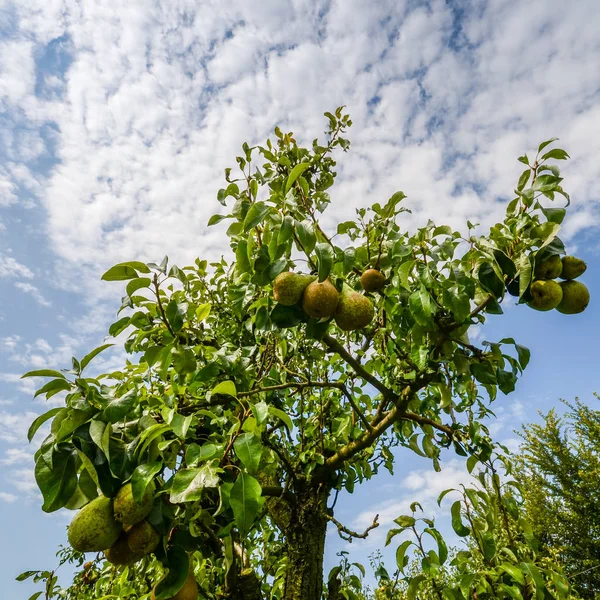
[528,280,563,311]
[127,520,161,555]
[560,256,587,280]
[67,496,122,553]
[534,255,562,279]
[302,279,340,318]
[360,269,386,292]
[114,481,155,527]
[104,532,143,565]
[272,272,315,306]
[556,280,590,314]
[335,284,375,331]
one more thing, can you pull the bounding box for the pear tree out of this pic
[20,109,590,599]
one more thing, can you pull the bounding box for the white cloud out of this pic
[0,410,39,444]
[349,458,470,549]
[0,447,34,466]
[14,282,51,307]
[0,491,18,503]
[0,254,34,279]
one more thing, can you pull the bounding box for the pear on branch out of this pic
[104,532,143,565]
[67,496,122,553]
[534,255,562,279]
[527,280,563,311]
[335,284,375,331]
[114,481,155,527]
[560,256,587,280]
[273,272,315,306]
[360,268,386,292]
[127,520,161,555]
[556,280,590,314]
[302,278,340,318]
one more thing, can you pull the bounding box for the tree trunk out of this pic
[282,484,330,600]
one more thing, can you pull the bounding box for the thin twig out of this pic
[326,513,379,542]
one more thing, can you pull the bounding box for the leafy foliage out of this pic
[515,395,600,598]
[19,110,583,599]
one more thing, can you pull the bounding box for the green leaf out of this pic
[212,381,237,397]
[126,277,151,296]
[270,303,306,329]
[169,464,221,504]
[170,413,193,439]
[423,527,448,564]
[108,316,131,337]
[80,343,114,372]
[450,501,470,536]
[101,262,148,281]
[173,349,196,376]
[517,169,531,191]
[208,213,231,226]
[315,242,334,282]
[236,239,251,274]
[499,564,525,586]
[195,303,211,322]
[186,443,218,467]
[409,287,433,326]
[154,546,189,600]
[243,201,271,231]
[15,571,38,582]
[131,462,161,503]
[100,389,136,423]
[541,207,566,224]
[395,540,413,572]
[407,574,426,600]
[278,215,294,245]
[342,247,356,274]
[498,584,524,600]
[394,515,416,528]
[234,433,263,474]
[34,378,72,399]
[285,162,311,194]
[520,562,546,599]
[22,369,66,380]
[230,472,262,536]
[517,155,529,166]
[35,447,78,512]
[541,148,569,161]
[295,220,316,255]
[268,406,293,432]
[537,138,559,154]
[27,408,63,442]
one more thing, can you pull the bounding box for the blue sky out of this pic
[1,0,599,596]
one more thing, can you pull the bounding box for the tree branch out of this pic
[321,334,397,402]
[326,513,379,542]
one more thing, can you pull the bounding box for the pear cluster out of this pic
[527,255,590,314]
[67,480,160,566]
[273,269,384,331]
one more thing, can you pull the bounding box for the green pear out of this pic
[302,279,340,318]
[127,520,161,556]
[560,256,587,280]
[534,255,562,279]
[360,269,386,292]
[335,284,375,331]
[67,496,122,553]
[556,280,590,314]
[528,280,563,311]
[104,532,143,565]
[272,272,315,306]
[114,481,155,527]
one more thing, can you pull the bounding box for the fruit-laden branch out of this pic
[326,512,379,542]
[315,372,443,477]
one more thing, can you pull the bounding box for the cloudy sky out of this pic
[1,0,599,595]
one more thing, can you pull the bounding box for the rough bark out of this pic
[282,484,330,600]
